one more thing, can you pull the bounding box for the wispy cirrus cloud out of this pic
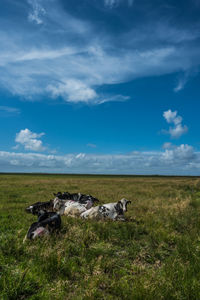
[174,75,188,92]
[0,0,199,104]
[87,143,97,148]
[0,106,20,115]
[174,69,199,92]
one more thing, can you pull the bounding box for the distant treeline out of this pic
[0,172,199,178]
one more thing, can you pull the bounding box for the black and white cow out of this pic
[23,210,61,242]
[53,191,99,205]
[80,198,131,221]
[25,200,54,215]
[52,192,99,217]
[53,197,97,217]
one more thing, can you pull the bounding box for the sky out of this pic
[0,0,200,175]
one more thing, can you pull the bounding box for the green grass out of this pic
[1,174,200,299]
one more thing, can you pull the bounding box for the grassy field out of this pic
[1,174,200,299]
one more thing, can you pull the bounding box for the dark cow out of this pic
[23,210,61,242]
[25,200,54,215]
[53,191,99,205]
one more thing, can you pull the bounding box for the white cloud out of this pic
[162,142,172,149]
[174,69,198,92]
[162,144,196,162]
[97,94,130,104]
[0,42,172,103]
[28,0,46,25]
[15,129,45,151]
[47,79,130,104]
[0,1,199,104]
[163,110,182,125]
[174,77,187,92]
[169,124,188,139]
[16,48,79,62]
[0,145,199,175]
[47,79,98,103]
[163,109,188,138]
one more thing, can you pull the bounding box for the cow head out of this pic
[53,192,63,199]
[53,192,72,200]
[118,198,131,212]
[87,195,99,203]
[25,202,42,215]
[25,200,54,215]
[53,197,66,211]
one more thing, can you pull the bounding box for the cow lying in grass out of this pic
[23,210,61,242]
[53,196,99,217]
[80,198,131,221]
[25,200,54,215]
[53,191,99,205]
[25,192,99,218]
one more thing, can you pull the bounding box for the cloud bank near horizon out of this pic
[1,144,199,175]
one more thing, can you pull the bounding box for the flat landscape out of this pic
[1,174,200,299]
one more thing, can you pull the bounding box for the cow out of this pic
[23,210,61,242]
[53,195,98,217]
[52,192,99,216]
[53,191,99,205]
[80,198,131,221]
[25,200,54,215]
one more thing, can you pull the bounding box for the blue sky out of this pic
[0,0,200,174]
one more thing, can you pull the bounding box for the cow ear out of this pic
[116,201,122,211]
[118,200,123,207]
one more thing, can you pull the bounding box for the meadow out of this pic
[1,174,200,299]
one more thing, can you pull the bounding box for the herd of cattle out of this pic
[23,191,131,242]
